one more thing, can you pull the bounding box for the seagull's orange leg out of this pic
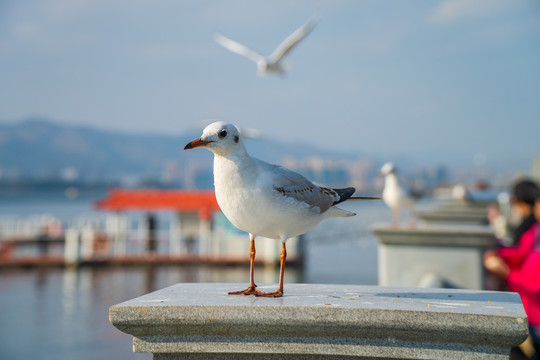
[410,208,417,228]
[255,242,286,298]
[228,235,261,296]
[393,208,400,228]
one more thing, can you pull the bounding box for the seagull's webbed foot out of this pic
[254,289,283,298]
[228,285,261,296]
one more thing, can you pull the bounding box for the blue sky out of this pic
[1,0,539,174]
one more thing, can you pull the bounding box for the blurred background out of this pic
[1,1,539,359]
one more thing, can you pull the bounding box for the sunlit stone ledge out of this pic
[110,283,527,359]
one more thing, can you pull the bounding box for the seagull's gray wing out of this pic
[213,32,266,64]
[268,17,318,65]
[259,161,342,214]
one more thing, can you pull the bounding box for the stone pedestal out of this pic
[109,283,527,359]
[373,224,494,289]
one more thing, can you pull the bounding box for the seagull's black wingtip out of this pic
[332,187,356,205]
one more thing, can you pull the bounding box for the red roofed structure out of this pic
[91,189,302,265]
[95,189,221,220]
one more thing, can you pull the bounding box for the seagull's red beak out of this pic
[184,138,212,150]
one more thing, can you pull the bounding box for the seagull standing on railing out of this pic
[213,16,318,77]
[184,121,379,297]
[379,162,420,227]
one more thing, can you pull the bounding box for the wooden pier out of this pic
[0,253,303,269]
[0,189,304,269]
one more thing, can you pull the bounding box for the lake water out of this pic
[0,189,415,360]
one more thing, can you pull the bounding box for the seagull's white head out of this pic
[379,162,396,177]
[184,121,245,157]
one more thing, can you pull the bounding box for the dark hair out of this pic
[512,179,540,206]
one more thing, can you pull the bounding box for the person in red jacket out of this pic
[485,195,540,359]
[510,180,540,246]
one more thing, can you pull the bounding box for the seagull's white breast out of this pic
[213,155,323,240]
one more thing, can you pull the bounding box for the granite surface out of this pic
[110,283,528,359]
[418,212,487,225]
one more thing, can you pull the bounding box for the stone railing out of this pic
[373,224,494,289]
[418,199,491,225]
[110,283,527,359]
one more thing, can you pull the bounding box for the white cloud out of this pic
[5,1,92,50]
[427,0,515,25]
[11,22,39,41]
[132,43,216,63]
[46,0,94,20]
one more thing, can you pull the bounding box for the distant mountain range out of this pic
[0,118,369,186]
[0,117,525,190]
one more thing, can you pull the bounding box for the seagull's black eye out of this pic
[218,130,227,139]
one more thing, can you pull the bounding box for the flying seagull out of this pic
[213,16,318,76]
[185,121,379,297]
[379,162,421,227]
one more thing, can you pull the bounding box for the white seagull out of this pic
[379,162,421,227]
[213,17,318,76]
[185,122,379,297]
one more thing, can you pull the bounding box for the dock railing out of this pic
[0,214,303,267]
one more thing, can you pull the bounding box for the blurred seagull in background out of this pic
[213,16,318,76]
[379,162,421,227]
[184,121,379,297]
[451,184,471,201]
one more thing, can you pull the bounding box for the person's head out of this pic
[511,179,540,217]
[535,197,540,221]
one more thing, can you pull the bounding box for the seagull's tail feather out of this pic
[325,206,356,218]
[348,196,382,201]
[326,187,380,218]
